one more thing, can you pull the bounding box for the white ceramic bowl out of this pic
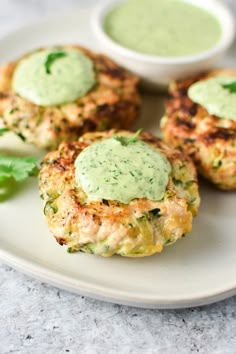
[92,0,236,90]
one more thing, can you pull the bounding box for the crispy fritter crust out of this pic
[161,69,236,190]
[39,130,200,257]
[0,45,140,149]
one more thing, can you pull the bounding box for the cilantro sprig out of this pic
[114,129,143,146]
[0,128,9,136]
[0,129,39,200]
[0,155,39,183]
[44,51,67,74]
[222,81,236,94]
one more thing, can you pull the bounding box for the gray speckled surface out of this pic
[1,265,236,353]
[1,1,236,353]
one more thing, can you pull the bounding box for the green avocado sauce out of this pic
[188,76,236,121]
[13,48,96,106]
[75,136,171,204]
[104,0,222,57]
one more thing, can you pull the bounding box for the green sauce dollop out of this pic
[75,137,171,204]
[13,48,96,106]
[188,76,236,121]
[104,0,221,57]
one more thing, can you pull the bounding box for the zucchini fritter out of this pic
[0,46,140,150]
[161,69,236,190]
[39,130,200,257]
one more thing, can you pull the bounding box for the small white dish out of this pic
[92,0,236,90]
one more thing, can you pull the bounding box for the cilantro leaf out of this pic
[0,128,9,136]
[45,51,67,74]
[0,155,39,183]
[222,81,236,94]
[114,128,143,146]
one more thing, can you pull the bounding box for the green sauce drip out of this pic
[13,48,96,106]
[188,76,236,121]
[104,0,222,57]
[75,137,171,204]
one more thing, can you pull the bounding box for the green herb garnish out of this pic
[9,108,18,115]
[222,81,236,94]
[16,132,26,142]
[44,51,67,74]
[85,243,95,254]
[43,200,58,215]
[0,128,9,136]
[114,128,143,146]
[0,155,39,183]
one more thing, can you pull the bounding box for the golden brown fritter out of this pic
[161,69,236,190]
[39,130,200,257]
[0,45,140,150]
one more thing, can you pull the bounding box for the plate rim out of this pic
[1,245,236,309]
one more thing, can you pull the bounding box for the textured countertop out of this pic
[1,1,236,353]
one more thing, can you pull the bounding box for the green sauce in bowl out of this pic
[104,0,222,57]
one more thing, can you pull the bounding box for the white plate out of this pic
[0,6,236,309]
